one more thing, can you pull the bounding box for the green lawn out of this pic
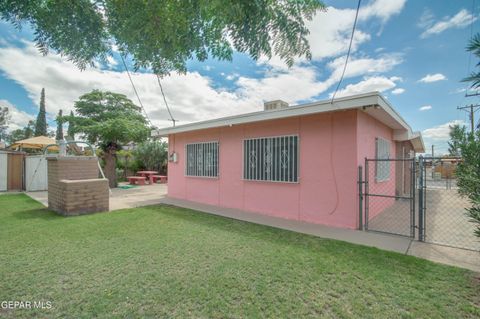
[0,194,479,318]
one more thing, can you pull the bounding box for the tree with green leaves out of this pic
[24,120,35,139]
[0,105,9,142]
[34,88,47,136]
[6,129,26,145]
[55,109,64,140]
[134,140,168,173]
[0,1,324,75]
[67,110,75,139]
[67,90,150,187]
[460,32,480,237]
[463,33,480,87]
[5,120,35,144]
[448,126,480,237]
[448,124,466,156]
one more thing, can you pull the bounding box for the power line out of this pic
[457,103,480,132]
[330,0,362,104]
[155,74,177,127]
[119,54,154,127]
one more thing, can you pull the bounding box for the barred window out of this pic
[375,137,391,182]
[243,135,299,182]
[185,142,219,177]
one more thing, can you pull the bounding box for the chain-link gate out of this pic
[418,156,479,251]
[360,158,416,237]
[359,156,480,251]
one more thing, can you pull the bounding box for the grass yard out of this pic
[0,194,479,318]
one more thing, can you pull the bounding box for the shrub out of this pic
[134,140,168,174]
[450,126,480,237]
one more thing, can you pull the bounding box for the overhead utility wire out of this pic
[155,74,177,127]
[330,0,362,104]
[119,54,154,127]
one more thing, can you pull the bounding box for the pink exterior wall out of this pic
[167,109,396,229]
[356,111,397,220]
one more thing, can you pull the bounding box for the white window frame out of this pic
[242,135,299,183]
[375,137,391,182]
[185,141,219,178]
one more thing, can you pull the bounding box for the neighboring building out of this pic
[152,92,424,229]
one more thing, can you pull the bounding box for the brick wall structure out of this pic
[47,156,109,216]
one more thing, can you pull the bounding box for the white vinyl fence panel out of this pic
[25,155,48,191]
[0,153,7,191]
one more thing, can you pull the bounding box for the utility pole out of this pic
[431,144,434,158]
[457,104,480,132]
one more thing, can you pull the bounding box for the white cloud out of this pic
[106,56,118,67]
[391,88,405,95]
[419,105,432,111]
[422,120,464,141]
[327,54,403,82]
[358,0,407,23]
[449,87,467,94]
[225,73,239,81]
[237,66,327,103]
[329,76,401,98]
[0,35,404,129]
[421,120,467,155]
[257,0,406,68]
[0,43,252,128]
[418,8,435,29]
[0,99,35,132]
[243,54,402,103]
[418,73,446,83]
[306,7,371,61]
[420,9,476,38]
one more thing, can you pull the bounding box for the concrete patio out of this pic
[25,184,479,272]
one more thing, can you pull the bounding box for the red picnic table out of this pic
[127,171,167,185]
[136,171,158,185]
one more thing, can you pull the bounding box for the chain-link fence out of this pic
[360,157,479,251]
[362,158,415,238]
[418,157,479,251]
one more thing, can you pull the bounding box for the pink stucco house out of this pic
[153,92,424,230]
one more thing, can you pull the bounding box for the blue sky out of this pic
[0,0,478,154]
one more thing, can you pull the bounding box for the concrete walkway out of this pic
[25,186,479,272]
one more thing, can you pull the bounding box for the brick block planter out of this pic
[47,156,109,216]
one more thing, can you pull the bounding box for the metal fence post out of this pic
[364,158,369,231]
[358,166,363,230]
[410,158,416,238]
[418,156,424,241]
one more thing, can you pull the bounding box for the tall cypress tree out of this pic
[67,110,75,139]
[55,109,64,140]
[34,88,47,136]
